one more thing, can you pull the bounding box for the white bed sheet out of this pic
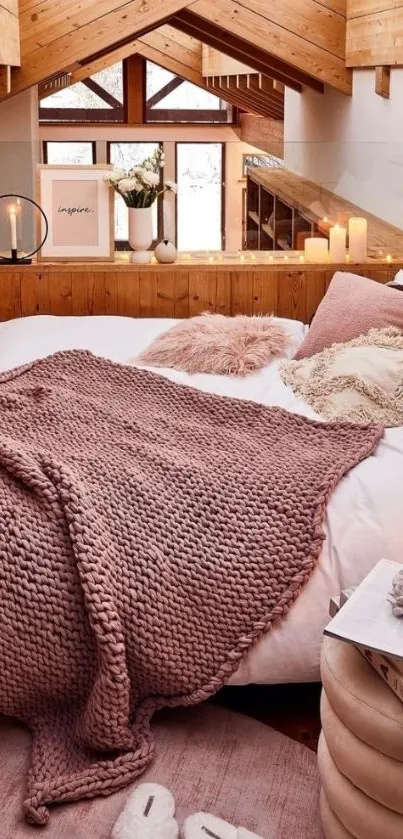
[0,314,402,685]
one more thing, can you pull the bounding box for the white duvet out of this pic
[0,314,402,685]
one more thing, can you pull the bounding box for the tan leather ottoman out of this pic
[319,636,403,838]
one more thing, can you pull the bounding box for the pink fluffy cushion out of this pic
[295,271,403,360]
[135,314,290,376]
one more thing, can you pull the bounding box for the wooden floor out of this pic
[212,682,322,752]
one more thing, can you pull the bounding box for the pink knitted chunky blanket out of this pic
[0,350,383,824]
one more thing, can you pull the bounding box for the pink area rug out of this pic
[0,705,323,839]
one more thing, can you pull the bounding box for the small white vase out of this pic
[154,239,177,264]
[128,207,153,264]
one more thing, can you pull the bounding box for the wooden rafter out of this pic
[185,0,351,93]
[0,0,188,98]
[0,0,20,67]
[172,10,308,93]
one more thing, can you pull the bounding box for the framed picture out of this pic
[36,164,114,261]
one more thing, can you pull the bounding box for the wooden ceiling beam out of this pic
[240,74,284,109]
[207,76,260,115]
[215,76,283,120]
[171,11,307,93]
[187,0,351,93]
[234,76,284,119]
[2,0,188,100]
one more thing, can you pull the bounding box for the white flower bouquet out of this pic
[105,148,178,209]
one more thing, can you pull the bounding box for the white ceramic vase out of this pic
[154,239,178,264]
[128,207,153,264]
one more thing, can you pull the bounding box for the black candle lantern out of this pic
[0,194,49,265]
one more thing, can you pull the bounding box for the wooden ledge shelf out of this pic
[0,257,400,323]
[247,167,403,259]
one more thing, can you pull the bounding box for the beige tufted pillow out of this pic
[282,327,403,427]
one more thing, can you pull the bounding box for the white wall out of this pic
[284,69,403,229]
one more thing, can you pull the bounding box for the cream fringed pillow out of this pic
[132,314,291,376]
[281,327,403,427]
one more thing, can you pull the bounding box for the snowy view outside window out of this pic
[177,143,223,251]
[45,142,94,165]
[40,62,124,113]
[146,62,231,123]
[109,143,160,243]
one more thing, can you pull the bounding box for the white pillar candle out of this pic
[304,237,329,263]
[348,217,367,262]
[9,206,17,251]
[329,224,346,262]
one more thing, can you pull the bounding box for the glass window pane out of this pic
[109,142,160,242]
[39,62,123,123]
[177,143,223,251]
[45,142,94,165]
[146,62,232,123]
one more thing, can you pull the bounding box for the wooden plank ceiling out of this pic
[346,0,403,68]
[1,0,353,101]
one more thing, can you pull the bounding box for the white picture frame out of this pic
[36,164,114,262]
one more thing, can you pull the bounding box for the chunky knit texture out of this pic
[0,350,383,825]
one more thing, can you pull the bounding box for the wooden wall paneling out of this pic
[186,0,351,93]
[306,272,326,322]
[0,271,22,320]
[231,271,254,315]
[156,271,190,318]
[252,271,278,315]
[116,271,140,317]
[71,272,95,315]
[139,271,159,317]
[48,271,73,315]
[20,270,51,316]
[277,271,307,321]
[188,271,231,316]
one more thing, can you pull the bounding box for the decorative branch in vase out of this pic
[105,149,177,264]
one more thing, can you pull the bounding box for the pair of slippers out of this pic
[112,783,265,839]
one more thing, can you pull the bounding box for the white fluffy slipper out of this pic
[182,812,267,839]
[112,782,178,839]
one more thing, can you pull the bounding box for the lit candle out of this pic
[9,205,17,251]
[304,237,329,263]
[329,224,346,263]
[386,254,393,264]
[348,217,367,262]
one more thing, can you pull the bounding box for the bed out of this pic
[0,312,401,686]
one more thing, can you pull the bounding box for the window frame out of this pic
[106,140,164,250]
[175,141,226,252]
[144,61,235,126]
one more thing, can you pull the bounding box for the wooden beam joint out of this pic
[375,66,390,99]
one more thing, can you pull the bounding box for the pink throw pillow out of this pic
[295,272,403,359]
[134,313,290,376]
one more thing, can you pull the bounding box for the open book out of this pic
[324,559,403,661]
